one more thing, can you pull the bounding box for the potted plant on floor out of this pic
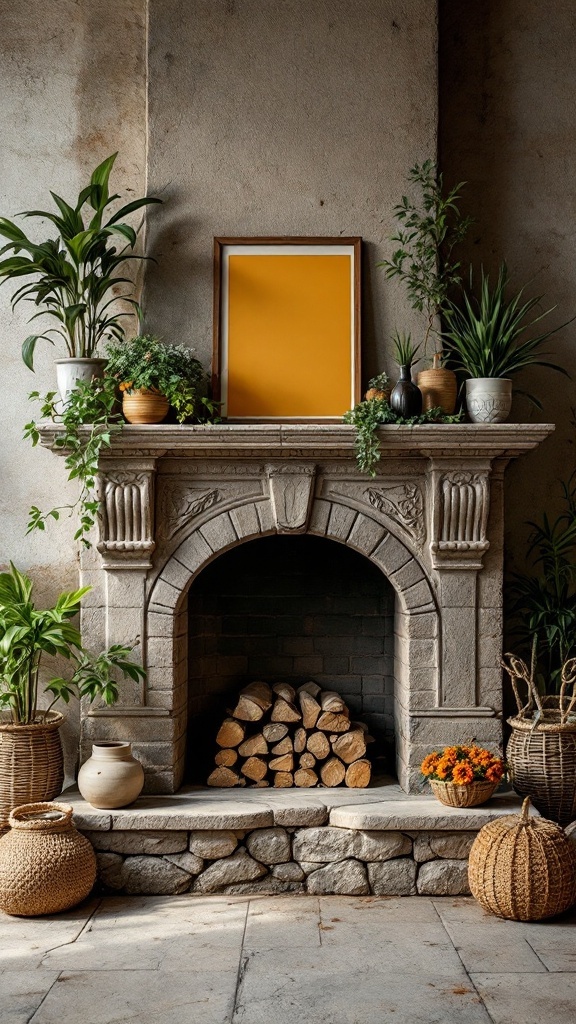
[378,159,472,413]
[502,473,576,824]
[0,563,145,826]
[0,153,161,405]
[442,264,573,423]
[106,333,215,424]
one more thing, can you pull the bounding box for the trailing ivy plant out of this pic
[378,159,472,356]
[344,397,463,476]
[23,376,122,545]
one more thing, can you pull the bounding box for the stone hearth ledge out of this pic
[63,782,524,833]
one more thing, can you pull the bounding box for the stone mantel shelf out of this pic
[38,421,554,461]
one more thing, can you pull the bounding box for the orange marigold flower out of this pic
[421,753,440,776]
[119,380,133,392]
[452,761,475,785]
[486,762,504,783]
[435,756,456,780]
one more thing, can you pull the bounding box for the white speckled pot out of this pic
[78,742,144,809]
[465,377,512,423]
[55,357,107,409]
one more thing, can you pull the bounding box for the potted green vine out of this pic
[0,153,160,405]
[106,334,214,425]
[0,563,145,825]
[378,159,472,413]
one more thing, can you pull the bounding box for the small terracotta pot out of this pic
[417,368,457,414]
[78,742,145,809]
[122,387,169,424]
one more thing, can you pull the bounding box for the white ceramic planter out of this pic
[77,742,144,809]
[55,357,107,410]
[465,377,512,423]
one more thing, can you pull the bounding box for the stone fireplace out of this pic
[41,421,552,794]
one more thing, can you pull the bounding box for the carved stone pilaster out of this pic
[267,464,316,533]
[97,459,157,569]
[430,462,491,570]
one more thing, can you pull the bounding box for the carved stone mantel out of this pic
[38,421,554,794]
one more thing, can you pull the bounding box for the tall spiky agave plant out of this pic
[0,153,161,369]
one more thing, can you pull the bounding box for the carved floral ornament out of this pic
[364,483,425,546]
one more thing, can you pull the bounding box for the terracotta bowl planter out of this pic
[122,387,169,424]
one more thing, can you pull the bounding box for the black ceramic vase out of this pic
[389,365,422,417]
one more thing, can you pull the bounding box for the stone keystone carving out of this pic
[433,472,490,554]
[365,483,425,546]
[97,469,155,565]
[158,485,221,540]
[267,465,316,533]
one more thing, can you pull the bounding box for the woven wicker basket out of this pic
[0,802,96,916]
[507,696,576,827]
[468,797,576,921]
[0,712,64,828]
[429,779,498,807]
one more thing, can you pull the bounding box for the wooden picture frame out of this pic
[213,237,361,420]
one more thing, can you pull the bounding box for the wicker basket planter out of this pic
[0,802,96,916]
[0,712,64,829]
[507,696,576,826]
[468,797,576,921]
[429,779,498,808]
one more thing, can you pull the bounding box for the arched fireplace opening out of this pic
[186,534,395,784]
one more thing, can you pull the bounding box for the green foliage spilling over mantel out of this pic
[343,397,463,477]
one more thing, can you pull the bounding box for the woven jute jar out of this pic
[0,712,64,828]
[468,797,576,921]
[0,802,96,916]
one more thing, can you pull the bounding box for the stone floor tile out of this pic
[0,971,59,1023]
[471,973,576,1024]
[243,896,321,949]
[443,924,547,973]
[0,900,98,970]
[31,969,237,1024]
[233,960,491,1024]
[42,895,248,972]
[320,894,443,924]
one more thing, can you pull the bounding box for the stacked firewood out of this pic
[207,681,373,788]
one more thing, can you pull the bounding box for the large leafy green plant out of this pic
[0,153,161,369]
[378,159,472,354]
[0,563,145,724]
[507,474,576,694]
[442,264,572,393]
[107,334,217,423]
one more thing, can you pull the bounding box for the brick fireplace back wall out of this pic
[186,535,394,782]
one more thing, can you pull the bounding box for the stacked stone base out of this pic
[85,825,474,897]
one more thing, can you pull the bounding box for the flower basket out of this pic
[421,744,505,808]
[429,778,499,808]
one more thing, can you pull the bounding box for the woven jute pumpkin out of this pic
[0,802,96,916]
[0,712,64,828]
[503,655,576,826]
[468,796,576,921]
[429,778,498,808]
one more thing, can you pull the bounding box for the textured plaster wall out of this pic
[0,0,147,772]
[145,0,438,381]
[439,0,576,568]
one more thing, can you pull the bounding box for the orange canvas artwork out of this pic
[217,243,359,419]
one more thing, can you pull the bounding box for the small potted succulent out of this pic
[106,333,213,424]
[0,563,145,825]
[0,154,160,406]
[364,371,391,402]
[442,263,572,422]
